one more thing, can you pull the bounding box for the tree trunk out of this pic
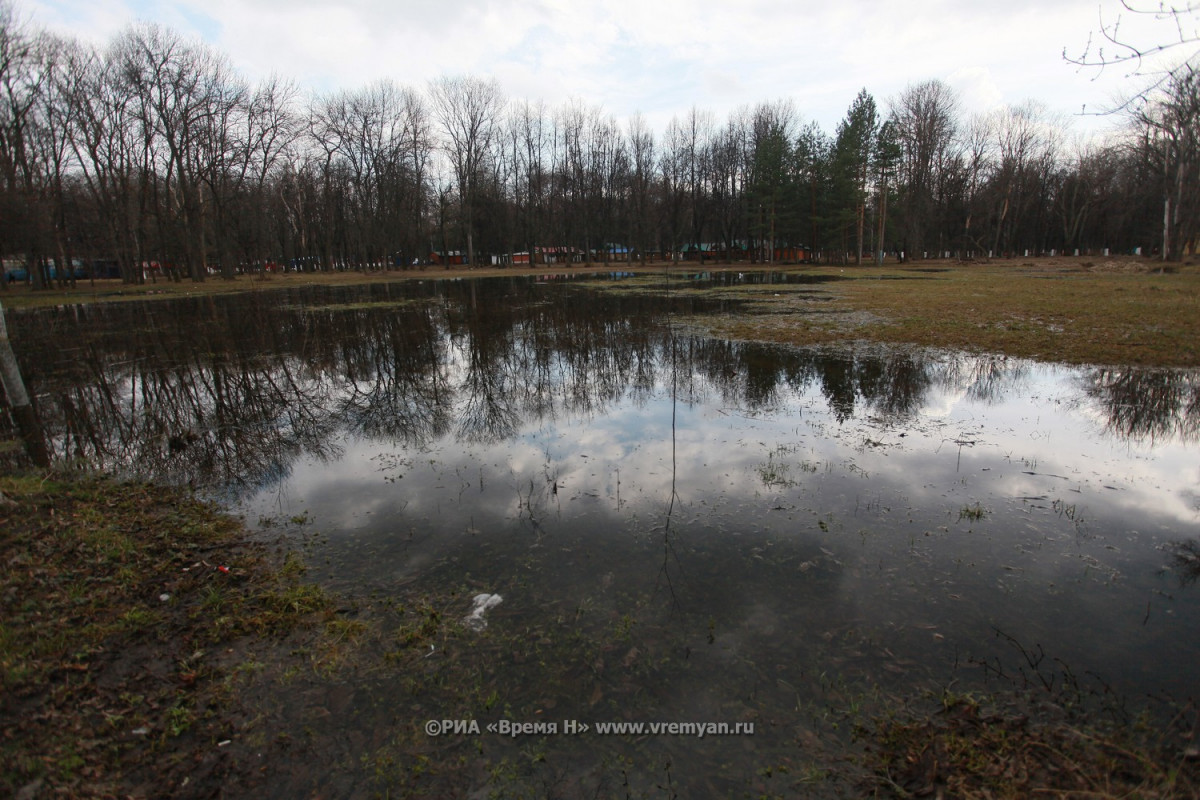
[1163,195,1171,262]
[0,302,50,468]
[855,201,864,266]
[876,187,888,266]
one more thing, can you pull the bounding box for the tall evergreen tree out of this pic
[832,89,878,265]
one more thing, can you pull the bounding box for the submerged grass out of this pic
[958,502,987,522]
[1,469,1196,797]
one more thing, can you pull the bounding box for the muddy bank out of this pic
[0,473,333,798]
[3,468,1197,798]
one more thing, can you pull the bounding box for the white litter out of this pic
[463,593,502,631]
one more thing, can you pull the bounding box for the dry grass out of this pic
[0,474,332,798]
[3,255,1198,366]
[864,691,1200,799]
[0,263,621,309]
[696,257,1200,367]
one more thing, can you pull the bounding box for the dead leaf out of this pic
[621,647,640,668]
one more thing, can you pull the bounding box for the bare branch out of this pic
[1066,0,1200,102]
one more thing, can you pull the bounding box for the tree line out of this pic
[1,1,1197,288]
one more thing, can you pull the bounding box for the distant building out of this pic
[429,250,467,266]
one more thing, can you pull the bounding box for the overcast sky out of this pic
[19,0,1195,139]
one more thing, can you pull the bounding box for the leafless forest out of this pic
[0,0,1197,288]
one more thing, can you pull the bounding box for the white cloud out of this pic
[20,0,1194,136]
[949,66,1006,116]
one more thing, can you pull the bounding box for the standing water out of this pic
[12,275,1200,796]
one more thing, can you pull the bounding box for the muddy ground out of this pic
[0,475,337,799]
[3,256,1200,797]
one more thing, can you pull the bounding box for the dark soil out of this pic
[0,474,332,798]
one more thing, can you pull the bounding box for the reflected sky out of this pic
[243,344,1199,702]
[10,276,1200,792]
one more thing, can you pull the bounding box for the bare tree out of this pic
[1053,140,1096,253]
[680,106,715,262]
[889,80,960,259]
[982,102,1063,257]
[658,116,689,261]
[709,110,747,261]
[959,112,995,255]
[627,113,654,264]
[398,85,434,266]
[0,2,54,288]
[557,100,590,263]
[193,65,248,278]
[308,80,430,271]
[197,74,300,277]
[603,121,631,263]
[510,99,551,263]
[1066,1,1200,110]
[115,23,246,281]
[1136,64,1200,260]
[11,3,1200,296]
[558,101,625,265]
[58,37,152,282]
[429,75,503,267]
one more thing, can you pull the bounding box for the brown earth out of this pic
[0,475,335,799]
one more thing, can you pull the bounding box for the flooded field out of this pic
[11,273,1200,796]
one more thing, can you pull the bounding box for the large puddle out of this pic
[11,274,1200,795]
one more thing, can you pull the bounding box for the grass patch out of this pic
[0,263,628,310]
[687,258,1200,367]
[958,503,987,523]
[5,256,1197,365]
[0,472,334,798]
[862,690,1199,798]
[755,449,799,489]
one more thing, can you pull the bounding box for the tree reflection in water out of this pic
[6,276,1199,499]
[1084,368,1200,444]
[6,275,1200,796]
